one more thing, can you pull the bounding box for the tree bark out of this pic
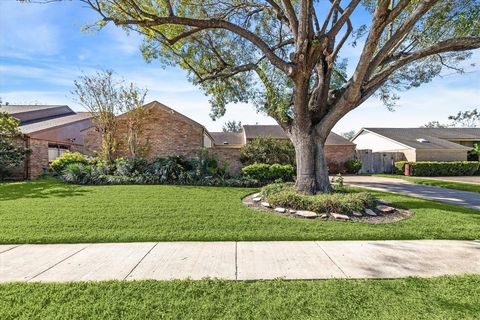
[291,126,332,194]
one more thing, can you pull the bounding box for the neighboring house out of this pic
[83,101,355,175]
[210,124,356,173]
[352,128,479,162]
[83,101,214,158]
[1,105,93,179]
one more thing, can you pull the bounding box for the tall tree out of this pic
[222,120,242,133]
[51,0,479,193]
[73,70,148,162]
[118,83,148,158]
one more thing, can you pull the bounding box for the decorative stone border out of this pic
[243,193,414,224]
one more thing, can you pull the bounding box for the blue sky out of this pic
[0,0,479,133]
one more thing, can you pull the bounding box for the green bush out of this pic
[240,136,295,166]
[408,161,479,176]
[344,159,362,174]
[242,163,294,182]
[50,152,89,174]
[261,183,375,214]
[394,161,408,175]
[61,162,95,185]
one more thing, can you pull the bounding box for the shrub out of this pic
[408,161,479,176]
[61,163,95,184]
[240,136,295,166]
[394,161,408,175]
[50,152,89,174]
[344,159,362,174]
[114,157,149,177]
[261,183,375,214]
[150,156,192,184]
[242,163,294,182]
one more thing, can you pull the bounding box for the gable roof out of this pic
[20,113,93,135]
[1,105,74,124]
[243,125,287,140]
[210,132,245,145]
[243,125,355,146]
[356,128,476,150]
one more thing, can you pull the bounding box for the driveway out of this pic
[1,240,479,282]
[342,175,480,210]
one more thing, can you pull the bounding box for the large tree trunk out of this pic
[291,128,332,195]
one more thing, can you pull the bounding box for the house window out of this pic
[48,144,70,162]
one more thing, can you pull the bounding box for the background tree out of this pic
[240,136,295,166]
[0,112,29,180]
[73,70,148,162]
[118,83,148,158]
[59,0,479,193]
[341,130,356,141]
[222,120,242,133]
[448,108,479,128]
[421,121,450,128]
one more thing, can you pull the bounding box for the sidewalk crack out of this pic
[28,244,89,281]
[124,242,158,280]
[0,245,22,255]
[235,242,238,280]
[315,242,348,278]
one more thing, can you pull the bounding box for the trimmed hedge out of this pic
[394,161,480,176]
[242,163,294,182]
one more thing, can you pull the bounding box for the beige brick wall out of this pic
[27,138,49,178]
[83,106,207,159]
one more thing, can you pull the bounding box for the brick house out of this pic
[83,101,356,174]
[1,105,93,179]
[210,124,356,174]
[82,101,214,158]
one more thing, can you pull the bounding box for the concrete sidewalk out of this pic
[342,175,480,210]
[1,240,479,282]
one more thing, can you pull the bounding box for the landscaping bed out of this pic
[243,183,414,224]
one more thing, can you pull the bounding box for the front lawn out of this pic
[372,174,480,193]
[0,179,479,243]
[1,275,479,320]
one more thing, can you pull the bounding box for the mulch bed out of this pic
[242,193,414,224]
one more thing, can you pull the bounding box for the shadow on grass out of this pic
[0,178,91,201]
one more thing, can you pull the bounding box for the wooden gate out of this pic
[356,150,406,174]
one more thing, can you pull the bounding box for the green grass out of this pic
[372,174,480,193]
[0,178,479,243]
[1,276,479,319]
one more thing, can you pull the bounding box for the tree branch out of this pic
[367,0,438,77]
[365,37,480,94]
[83,0,294,76]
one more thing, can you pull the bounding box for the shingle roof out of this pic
[20,113,93,134]
[243,125,355,146]
[210,132,245,145]
[362,128,477,150]
[0,105,74,124]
